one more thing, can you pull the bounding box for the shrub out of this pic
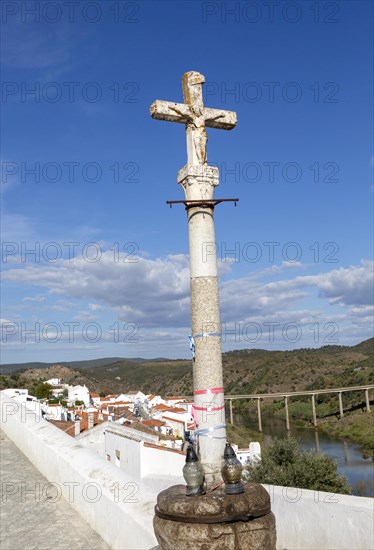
[245,436,351,494]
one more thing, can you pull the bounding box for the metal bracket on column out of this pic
[166,198,239,210]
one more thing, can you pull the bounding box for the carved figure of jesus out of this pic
[150,71,237,167]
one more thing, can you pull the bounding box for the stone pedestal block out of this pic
[153,484,276,550]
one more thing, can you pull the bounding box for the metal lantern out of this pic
[183,445,205,496]
[221,442,245,495]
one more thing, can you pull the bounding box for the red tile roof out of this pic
[48,420,75,437]
[153,404,172,411]
[166,396,185,400]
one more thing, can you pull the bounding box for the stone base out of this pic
[153,484,276,550]
[154,512,276,550]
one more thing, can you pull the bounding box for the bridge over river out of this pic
[224,385,374,432]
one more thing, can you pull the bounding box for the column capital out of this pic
[177,164,219,201]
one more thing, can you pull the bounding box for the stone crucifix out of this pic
[150,71,237,166]
[150,71,238,488]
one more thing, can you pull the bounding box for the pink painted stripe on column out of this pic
[193,387,224,395]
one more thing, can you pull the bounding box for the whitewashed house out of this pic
[120,390,146,403]
[90,392,101,406]
[45,378,61,386]
[146,394,165,407]
[68,384,90,405]
[142,419,167,434]
[160,415,186,438]
[1,388,42,418]
[42,403,68,421]
[2,388,30,400]
[232,442,262,464]
[165,396,186,406]
[103,424,185,492]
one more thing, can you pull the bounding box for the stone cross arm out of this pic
[150,100,237,130]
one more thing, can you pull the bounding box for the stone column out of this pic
[284,396,290,431]
[365,389,371,412]
[338,392,344,418]
[311,394,317,427]
[257,398,262,432]
[178,164,226,488]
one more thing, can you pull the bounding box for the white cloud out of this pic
[22,295,46,303]
[299,260,373,306]
[88,303,104,311]
[2,256,373,348]
[2,262,370,357]
[2,252,191,327]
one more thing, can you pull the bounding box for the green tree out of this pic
[245,436,351,494]
[75,400,84,406]
[34,382,52,399]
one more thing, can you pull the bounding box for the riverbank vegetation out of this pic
[317,411,374,458]
[245,436,351,494]
[226,423,263,448]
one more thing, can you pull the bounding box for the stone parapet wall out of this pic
[0,393,158,550]
[268,484,373,550]
[1,392,373,550]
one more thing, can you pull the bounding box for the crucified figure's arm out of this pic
[206,113,225,122]
[168,105,189,119]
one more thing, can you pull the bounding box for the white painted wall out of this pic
[43,404,67,421]
[76,422,109,458]
[1,392,373,550]
[268,484,373,550]
[160,416,185,437]
[105,429,142,479]
[0,393,157,550]
[45,378,61,386]
[68,385,90,405]
[141,445,185,478]
[120,391,146,403]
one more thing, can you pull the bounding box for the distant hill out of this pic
[350,338,374,356]
[0,357,144,374]
[2,338,372,399]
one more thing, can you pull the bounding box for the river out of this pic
[236,413,374,497]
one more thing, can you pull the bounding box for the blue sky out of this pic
[1,0,373,363]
